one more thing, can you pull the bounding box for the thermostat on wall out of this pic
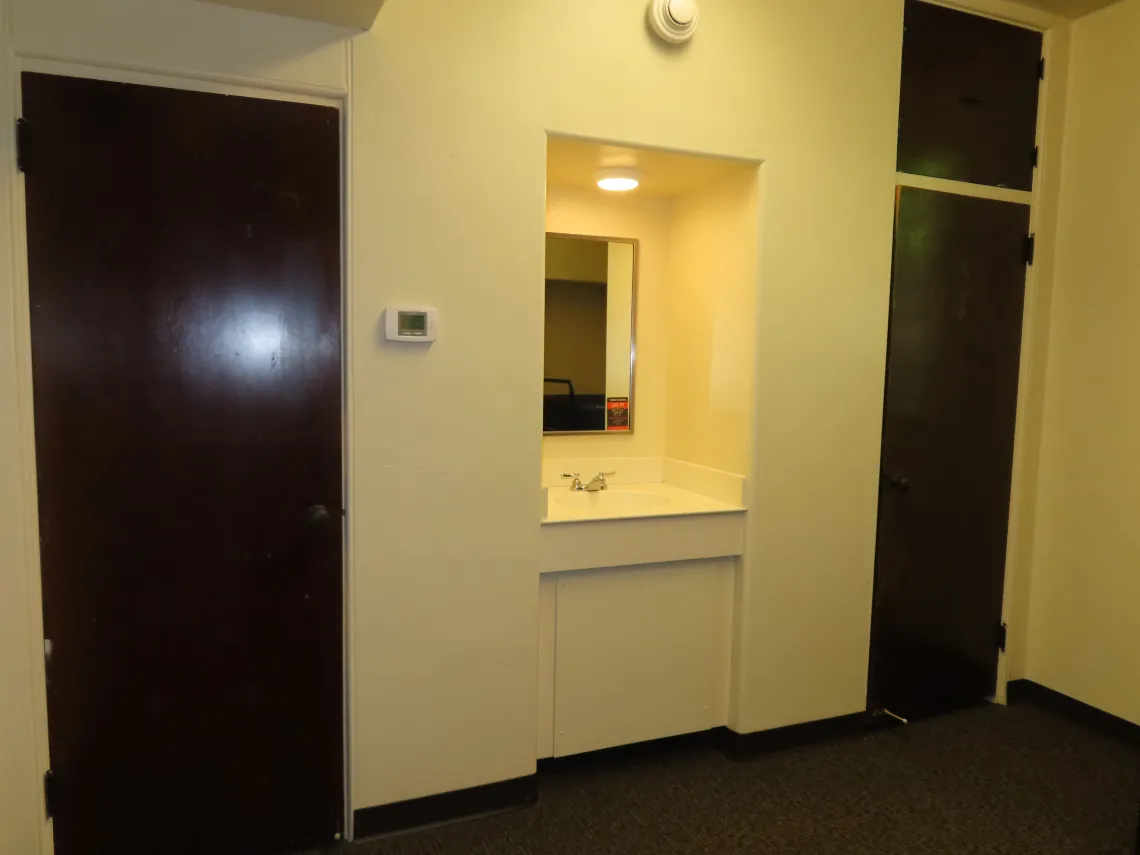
[385,307,438,342]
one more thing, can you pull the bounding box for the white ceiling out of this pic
[1013,0,1123,17]
[196,0,1124,33]
[547,137,757,199]
[197,0,383,29]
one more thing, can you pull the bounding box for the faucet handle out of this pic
[561,473,584,491]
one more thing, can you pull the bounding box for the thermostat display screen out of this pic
[398,312,427,335]
[385,306,438,342]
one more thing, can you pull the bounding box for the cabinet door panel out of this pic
[552,561,733,757]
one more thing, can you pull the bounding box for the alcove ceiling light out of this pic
[596,168,642,192]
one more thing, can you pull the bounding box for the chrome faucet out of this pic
[561,473,585,491]
[561,471,616,492]
[585,471,615,492]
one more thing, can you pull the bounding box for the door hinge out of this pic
[1038,57,1046,80]
[43,769,56,820]
[16,118,29,174]
[1032,146,1039,168]
[997,622,1008,653]
[1023,233,1036,266]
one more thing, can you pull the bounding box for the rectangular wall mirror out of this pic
[543,234,637,434]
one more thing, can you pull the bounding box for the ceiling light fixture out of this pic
[596,168,642,192]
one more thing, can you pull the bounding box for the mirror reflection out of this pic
[543,234,637,434]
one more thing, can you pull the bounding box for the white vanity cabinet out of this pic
[537,558,735,759]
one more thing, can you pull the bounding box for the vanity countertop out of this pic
[543,482,745,525]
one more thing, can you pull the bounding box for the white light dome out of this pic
[595,167,642,192]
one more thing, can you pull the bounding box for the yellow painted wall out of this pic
[605,241,635,403]
[0,0,1074,845]
[544,280,608,395]
[1026,0,1140,724]
[360,0,908,772]
[666,170,761,477]
[543,235,633,405]
[544,186,671,459]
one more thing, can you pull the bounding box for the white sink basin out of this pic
[544,483,742,524]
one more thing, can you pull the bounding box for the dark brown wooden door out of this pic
[869,187,1029,719]
[23,73,343,854]
[898,0,1043,191]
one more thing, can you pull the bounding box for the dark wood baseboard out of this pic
[355,711,887,839]
[1007,679,1140,748]
[539,713,887,773]
[353,775,537,839]
[538,729,722,774]
[722,710,891,760]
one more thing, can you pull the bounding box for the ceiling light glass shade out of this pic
[596,168,641,192]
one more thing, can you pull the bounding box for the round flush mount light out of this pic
[648,0,700,45]
[596,168,642,192]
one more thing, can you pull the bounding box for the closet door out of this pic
[23,73,343,854]
[870,187,1029,719]
[897,0,1043,191]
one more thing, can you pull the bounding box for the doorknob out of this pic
[883,474,910,491]
[305,504,332,525]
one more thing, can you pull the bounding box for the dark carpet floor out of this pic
[337,703,1140,854]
